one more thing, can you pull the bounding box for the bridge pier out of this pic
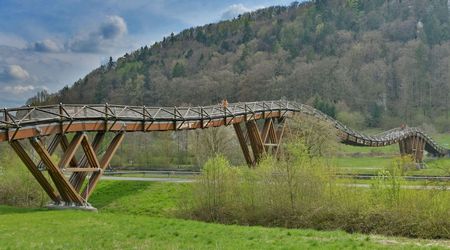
[398,135,425,166]
[234,118,286,167]
[9,131,124,208]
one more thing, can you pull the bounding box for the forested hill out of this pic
[28,0,450,131]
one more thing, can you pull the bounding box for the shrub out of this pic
[0,145,47,207]
[180,147,450,239]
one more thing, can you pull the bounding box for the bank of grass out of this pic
[89,181,188,216]
[3,206,449,249]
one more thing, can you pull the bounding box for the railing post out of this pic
[174,107,177,130]
[200,106,204,129]
[223,104,227,126]
[105,103,109,132]
[59,103,64,134]
[3,108,8,141]
[142,105,146,132]
[244,104,248,122]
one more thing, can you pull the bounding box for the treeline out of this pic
[28,0,450,131]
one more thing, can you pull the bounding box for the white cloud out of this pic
[100,16,127,39]
[0,33,27,49]
[221,4,252,20]
[3,85,35,95]
[68,15,128,53]
[29,39,62,52]
[1,65,30,81]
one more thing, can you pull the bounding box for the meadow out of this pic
[1,181,449,249]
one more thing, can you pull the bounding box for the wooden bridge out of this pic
[1,100,448,209]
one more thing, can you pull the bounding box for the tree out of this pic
[172,62,186,78]
[107,56,114,70]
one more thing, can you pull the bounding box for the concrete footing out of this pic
[46,202,98,212]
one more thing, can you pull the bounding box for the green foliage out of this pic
[172,62,186,78]
[287,114,339,157]
[366,103,383,127]
[337,110,365,129]
[313,96,336,119]
[0,145,47,207]
[182,149,450,239]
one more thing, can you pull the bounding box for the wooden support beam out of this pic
[60,134,79,168]
[274,119,287,156]
[36,134,62,170]
[81,132,124,200]
[415,137,425,163]
[63,168,102,172]
[30,133,85,204]
[58,132,84,170]
[233,123,253,166]
[246,120,265,164]
[70,132,105,191]
[260,119,271,145]
[9,140,61,203]
[399,139,405,156]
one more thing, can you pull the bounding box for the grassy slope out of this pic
[1,181,449,249]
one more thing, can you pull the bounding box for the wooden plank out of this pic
[63,168,101,172]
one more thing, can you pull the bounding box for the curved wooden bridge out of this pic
[1,100,448,209]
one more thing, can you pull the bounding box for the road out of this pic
[100,176,449,190]
[101,176,194,183]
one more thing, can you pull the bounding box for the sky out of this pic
[0,0,294,108]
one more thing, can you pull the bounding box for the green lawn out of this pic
[1,181,450,249]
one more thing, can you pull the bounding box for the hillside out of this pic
[28,0,450,131]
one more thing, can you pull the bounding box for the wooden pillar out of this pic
[233,123,253,166]
[81,132,124,200]
[245,120,265,164]
[415,137,425,163]
[10,131,124,207]
[70,132,105,191]
[30,133,85,204]
[399,139,405,156]
[236,118,288,167]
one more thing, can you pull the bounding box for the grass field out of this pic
[331,132,450,177]
[1,181,450,249]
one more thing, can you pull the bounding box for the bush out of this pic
[180,147,450,239]
[0,145,47,207]
[336,111,365,130]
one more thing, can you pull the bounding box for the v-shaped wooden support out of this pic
[10,131,124,206]
[234,118,287,167]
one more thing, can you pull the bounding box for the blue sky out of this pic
[0,0,294,107]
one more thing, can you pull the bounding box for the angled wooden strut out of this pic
[30,132,85,204]
[234,118,287,167]
[69,132,105,191]
[398,135,425,164]
[10,131,124,206]
[9,140,60,203]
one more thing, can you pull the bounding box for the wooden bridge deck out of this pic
[0,100,447,156]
